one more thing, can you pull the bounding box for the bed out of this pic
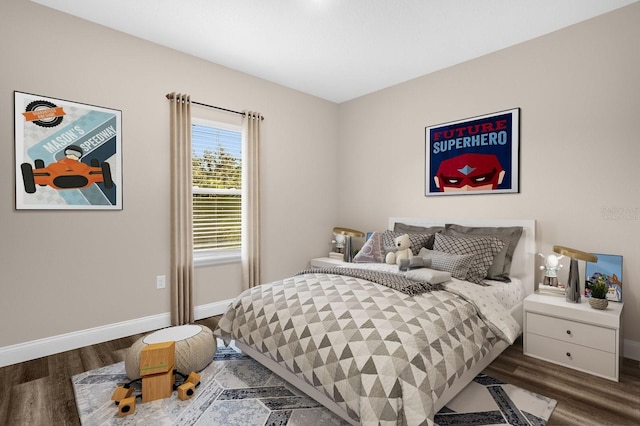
[215,217,536,425]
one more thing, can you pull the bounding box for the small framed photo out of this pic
[14,91,122,210]
[585,253,623,302]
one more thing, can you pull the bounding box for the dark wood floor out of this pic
[484,338,640,425]
[1,317,638,425]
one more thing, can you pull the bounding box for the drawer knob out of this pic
[566,330,572,335]
[566,352,571,357]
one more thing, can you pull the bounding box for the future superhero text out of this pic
[431,119,508,154]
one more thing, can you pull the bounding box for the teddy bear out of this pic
[385,233,413,265]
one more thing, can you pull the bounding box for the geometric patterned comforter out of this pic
[215,271,518,425]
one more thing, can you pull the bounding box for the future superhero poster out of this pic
[425,108,519,196]
[14,91,122,210]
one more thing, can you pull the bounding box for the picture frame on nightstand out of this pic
[584,253,623,302]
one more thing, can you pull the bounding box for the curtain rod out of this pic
[165,93,264,120]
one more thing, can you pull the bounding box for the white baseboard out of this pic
[194,299,232,320]
[624,339,640,362]
[0,299,233,368]
[2,299,638,368]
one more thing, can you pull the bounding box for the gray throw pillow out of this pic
[382,230,432,256]
[445,224,523,281]
[418,247,475,280]
[353,232,385,263]
[393,223,444,249]
[433,233,505,284]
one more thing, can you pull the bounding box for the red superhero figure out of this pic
[434,153,505,192]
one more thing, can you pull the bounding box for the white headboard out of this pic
[389,217,536,296]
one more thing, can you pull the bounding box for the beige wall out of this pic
[338,4,640,345]
[2,0,639,362]
[0,0,339,349]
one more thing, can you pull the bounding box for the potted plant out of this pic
[588,274,609,310]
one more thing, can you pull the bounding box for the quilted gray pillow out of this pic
[433,233,506,284]
[445,224,523,281]
[382,230,432,256]
[417,247,475,280]
[353,232,385,263]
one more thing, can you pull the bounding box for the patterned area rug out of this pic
[72,340,556,425]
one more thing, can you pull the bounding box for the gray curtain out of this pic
[168,92,194,325]
[241,111,263,289]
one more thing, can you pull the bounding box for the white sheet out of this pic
[342,263,525,310]
[337,262,523,343]
[484,277,524,310]
[442,278,521,344]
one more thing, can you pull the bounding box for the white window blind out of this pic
[192,120,242,255]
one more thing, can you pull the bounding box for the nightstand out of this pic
[309,257,349,268]
[523,292,623,381]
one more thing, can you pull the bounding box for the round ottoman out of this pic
[125,324,216,380]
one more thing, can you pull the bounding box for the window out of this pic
[192,118,242,265]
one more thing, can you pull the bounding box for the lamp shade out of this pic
[332,227,364,238]
[553,245,598,263]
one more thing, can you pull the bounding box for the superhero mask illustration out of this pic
[434,153,505,192]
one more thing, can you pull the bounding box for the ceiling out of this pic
[32,0,637,103]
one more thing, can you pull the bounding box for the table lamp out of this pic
[553,245,597,303]
[332,227,364,262]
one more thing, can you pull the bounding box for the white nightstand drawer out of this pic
[526,312,616,353]
[523,292,622,382]
[526,333,616,380]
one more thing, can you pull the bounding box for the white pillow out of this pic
[405,268,452,285]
